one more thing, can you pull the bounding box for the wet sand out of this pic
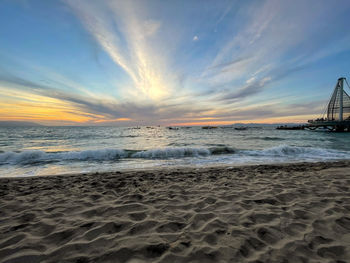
[1,161,350,263]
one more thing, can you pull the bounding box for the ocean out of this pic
[0,126,350,177]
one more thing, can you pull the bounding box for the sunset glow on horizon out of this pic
[1,0,350,126]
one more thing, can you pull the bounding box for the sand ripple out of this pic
[1,162,350,262]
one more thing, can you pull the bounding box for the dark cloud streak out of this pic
[0,74,211,124]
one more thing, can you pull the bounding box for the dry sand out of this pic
[0,161,350,263]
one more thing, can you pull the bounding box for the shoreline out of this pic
[1,161,349,262]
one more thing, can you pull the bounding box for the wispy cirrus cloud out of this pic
[197,0,350,101]
[64,0,178,101]
[0,72,211,125]
[0,0,349,125]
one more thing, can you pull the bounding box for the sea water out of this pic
[0,126,350,177]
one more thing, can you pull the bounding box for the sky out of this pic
[0,0,350,126]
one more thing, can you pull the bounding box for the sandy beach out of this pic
[1,161,350,263]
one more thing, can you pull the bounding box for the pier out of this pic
[306,77,350,131]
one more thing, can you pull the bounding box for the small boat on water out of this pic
[202,126,218,129]
[234,127,247,130]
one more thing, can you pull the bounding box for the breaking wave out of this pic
[0,149,128,165]
[0,145,349,166]
[0,146,235,165]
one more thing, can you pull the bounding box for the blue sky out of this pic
[0,0,350,125]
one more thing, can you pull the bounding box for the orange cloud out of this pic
[0,87,101,123]
[94,118,132,123]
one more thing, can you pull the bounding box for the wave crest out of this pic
[0,146,236,165]
[0,145,348,166]
[0,149,128,165]
[131,148,211,158]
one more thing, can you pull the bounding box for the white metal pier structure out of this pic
[307,77,350,132]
